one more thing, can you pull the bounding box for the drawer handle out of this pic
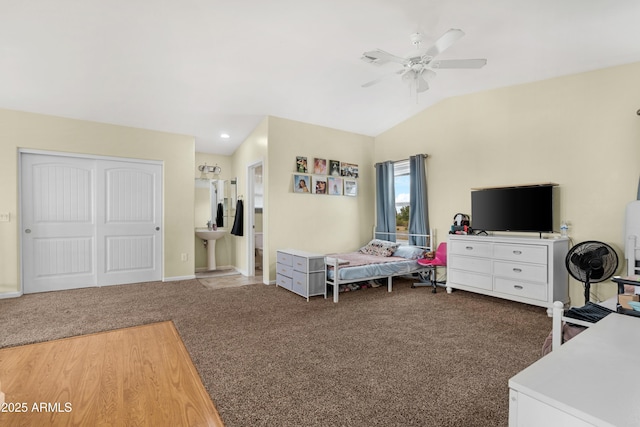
[512,268,522,273]
[513,250,522,255]
[514,285,523,290]
[465,246,474,250]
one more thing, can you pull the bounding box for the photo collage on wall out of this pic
[293,156,358,196]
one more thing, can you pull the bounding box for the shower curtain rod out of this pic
[373,154,429,167]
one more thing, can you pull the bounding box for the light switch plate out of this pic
[0,212,10,222]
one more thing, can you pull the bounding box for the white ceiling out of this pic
[2,1,640,155]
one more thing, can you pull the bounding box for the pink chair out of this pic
[413,242,447,293]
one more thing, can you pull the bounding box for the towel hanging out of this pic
[231,199,244,236]
[216,203,224,227]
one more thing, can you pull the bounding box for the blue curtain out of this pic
[375,161,396,242]
[409,154,429,246]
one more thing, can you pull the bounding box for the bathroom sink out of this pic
[195,228,227,271]
[195,228,227,241]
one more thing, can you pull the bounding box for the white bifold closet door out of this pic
[21,153,162,294]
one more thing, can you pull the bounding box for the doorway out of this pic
[247,160,263,281]
[20,151,163,293]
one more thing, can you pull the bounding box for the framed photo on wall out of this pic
[344,179,358,196]
[296,156,308,173]
[313,158,327,175]
[329,160,341,176]
[312,176,327,194]
[294,174,311,193]
[340,162,359,178]
[328,176,343,195]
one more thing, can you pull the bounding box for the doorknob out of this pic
[25,229,31,233]
[155,227,160,231]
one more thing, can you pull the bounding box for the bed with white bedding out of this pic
[324,238,432,303]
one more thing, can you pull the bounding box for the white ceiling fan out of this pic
[361,29,487,94]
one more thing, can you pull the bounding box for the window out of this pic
[394,160,410,242]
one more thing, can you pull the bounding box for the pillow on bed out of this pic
[358,239,400,257]
[393,245,427,260]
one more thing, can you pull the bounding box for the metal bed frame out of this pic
[324,230,434,303]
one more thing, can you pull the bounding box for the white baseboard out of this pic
[163,275,197,282]
[0,291,23,299]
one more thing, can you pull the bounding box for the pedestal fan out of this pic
[566,241,618,304]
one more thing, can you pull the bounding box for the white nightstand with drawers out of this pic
[446,235,569,313]
[276,249,325,301]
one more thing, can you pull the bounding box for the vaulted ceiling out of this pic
[2,1,640,154]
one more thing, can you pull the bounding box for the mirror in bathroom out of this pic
[194,178,237,229]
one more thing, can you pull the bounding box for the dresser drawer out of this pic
[449,254,492,275]
[449,240,492,258]
[494,277,547,301]
[308,257,325,272]
[308,271,326,295]
[494,243,547,264]
[276,251,293,266]
[449,269,492,291]
[276,273,292,290]
[292,270,308,295]
[276,263,293,277]
[494,261,547,284]
[292,255,308,273]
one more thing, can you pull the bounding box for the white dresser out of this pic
[509,313,640,426]
[276,249,325,301]
[447,235,569,312]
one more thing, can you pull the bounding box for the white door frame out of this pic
[246,159,263,281]
[18,149,164,294]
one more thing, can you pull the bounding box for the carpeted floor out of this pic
[0,278,551,426]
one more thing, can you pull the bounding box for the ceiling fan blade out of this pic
[361,49,408,65]
[361,69,405,88]
[430,59,487,69]
[423,28,465,58]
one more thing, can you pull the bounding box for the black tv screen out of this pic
[471,185,555,233]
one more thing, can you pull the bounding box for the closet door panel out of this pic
[21,154,97,293]
[97,160,162,286]
[21,153,163,293]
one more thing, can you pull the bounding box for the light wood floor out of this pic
[197,273,262,291]
[0,321,224,427]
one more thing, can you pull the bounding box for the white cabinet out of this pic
[447,235,569,311]
[276,249,325,301]
[509,314,640,426]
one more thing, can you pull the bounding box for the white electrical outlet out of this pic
[0,212,10,222]
[181,253,188,262]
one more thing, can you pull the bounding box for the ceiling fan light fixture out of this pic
[360,28,486,96]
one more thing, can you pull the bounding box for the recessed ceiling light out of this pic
[220,133,230,139]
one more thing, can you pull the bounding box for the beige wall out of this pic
[228,116,375,283]
[0,109,195,295]
[266,116,375,280]
[375,62,640,304]
[230,117,269,282]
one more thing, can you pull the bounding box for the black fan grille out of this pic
[566,241,618,283]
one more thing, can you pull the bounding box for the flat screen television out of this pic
[471,185,556,233]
